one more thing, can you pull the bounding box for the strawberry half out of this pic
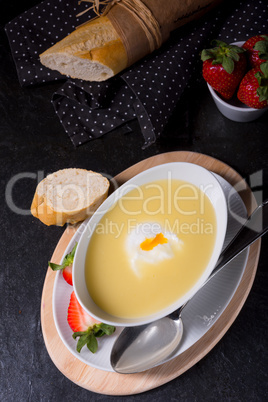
[48,243,77,286]
[67,291,116,353]
[62,264,73,286]
[242,35,268,68]
[201,40,247,99]
[237,62,268,109]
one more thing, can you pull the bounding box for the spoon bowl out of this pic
[111,316,183,374]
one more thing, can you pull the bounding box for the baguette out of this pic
[40,1,222,82]
[31,168,110,226]
[40,16,127,82]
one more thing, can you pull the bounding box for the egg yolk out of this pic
[140,233,168,251]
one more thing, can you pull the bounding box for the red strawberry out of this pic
[242,35,268,68]
[67,291,116,353]
[62,264,73,286]
[201,40,247,99]
[67,291,100,332]
[48,243,77,286]
[237,62,268,109]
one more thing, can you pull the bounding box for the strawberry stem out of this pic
[254,36,268,60]
[72,323,116,353]
[255,62,268,102]
[48,242,77,271]
[201,40,246,74]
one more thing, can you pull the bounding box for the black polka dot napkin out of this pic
[5,0,268,148]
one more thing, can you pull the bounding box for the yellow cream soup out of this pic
[85,179,217,319]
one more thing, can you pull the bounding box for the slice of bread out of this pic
[40,16,128,82]
[31,168,110,226]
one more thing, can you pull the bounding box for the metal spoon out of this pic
[110,200,268,374]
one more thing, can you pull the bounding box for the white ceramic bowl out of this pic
[208,41,268,122]
[73,162,228,327]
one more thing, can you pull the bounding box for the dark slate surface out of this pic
[0,0,267,400]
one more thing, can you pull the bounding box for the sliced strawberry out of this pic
[67,291,116,353]
[201,40,247,99]
[67,290,100,332]
[48,243,77,286]
[237,62,268,109]
[242,35,268,68]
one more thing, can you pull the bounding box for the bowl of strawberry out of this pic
[201,35,268,122]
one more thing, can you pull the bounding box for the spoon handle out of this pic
[171,200,268,320]
[211,199,268,277]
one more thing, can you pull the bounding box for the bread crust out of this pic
[76,39,127,74]
[31,168,110,226]
[40,16,128,81]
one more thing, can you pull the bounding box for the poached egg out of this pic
[126,222,183,277]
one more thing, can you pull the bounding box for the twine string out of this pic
[77,0,120,18]
[77,0,162,51]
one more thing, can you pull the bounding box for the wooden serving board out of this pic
[41,151,261,395]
